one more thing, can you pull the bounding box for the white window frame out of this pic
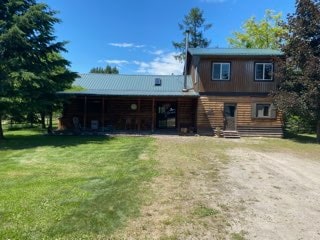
[195,66,198,84]
[255,63,273,81]
[212,62,230,80]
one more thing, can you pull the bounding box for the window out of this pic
[252,103,276,119]
[212,63,230,80]
[255,63,273,81]
[256,104,271,118]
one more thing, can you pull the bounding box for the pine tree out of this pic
[0,0,76,138]
[172,8,212,62]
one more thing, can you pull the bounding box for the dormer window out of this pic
[212,62,230,80]
[255,63,273,81]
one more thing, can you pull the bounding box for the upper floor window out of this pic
[255,63,273,81]
[212,63,230,80]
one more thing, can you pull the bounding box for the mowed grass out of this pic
[0,129,156,239]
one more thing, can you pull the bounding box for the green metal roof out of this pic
[188,48,284,57]
[60,74,198,97]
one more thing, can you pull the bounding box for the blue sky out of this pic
[42,0,295,75]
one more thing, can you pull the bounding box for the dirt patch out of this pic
[111,136,231,239]
[223,148,320,239]
[111,136,320,240]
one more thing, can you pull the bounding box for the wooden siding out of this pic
[197,95,282,136]
[60,96,197,133]
[197,57,279,93]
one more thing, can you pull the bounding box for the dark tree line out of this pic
[90,65,119,74]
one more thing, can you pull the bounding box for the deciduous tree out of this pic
[227,10,286,49]
[273,0,320,142]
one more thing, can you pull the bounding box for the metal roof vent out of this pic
[155,78,161,86]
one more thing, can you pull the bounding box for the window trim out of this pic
[256,103,271,118]
[252,103,277,119]
[254,62,274,81]
[212,62,231,81]
[195,66,198,84]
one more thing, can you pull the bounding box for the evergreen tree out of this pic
[227,10,286,49]
[273,0,320,142]
[90,65,119,74]
[0,0,76,138]
[172,7,212,62]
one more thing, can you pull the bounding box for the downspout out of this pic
[183,30,190,92]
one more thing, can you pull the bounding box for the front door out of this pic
[224,104,237,130]
[156,102,177,129]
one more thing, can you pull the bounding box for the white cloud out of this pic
[148,50,165,55]
[103,59,129,65]
[133,52,183,75]
[109,42,145,48]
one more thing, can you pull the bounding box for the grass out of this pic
[192,205,219,218]
[1,129,319,239]
[0,129,157,239]
[241,133,320,161]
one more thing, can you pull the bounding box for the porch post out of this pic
[83,96,87,130]
[151,97,155,133]
[102,97,105,131]
[138,98,141,131]
[177,98,180,132]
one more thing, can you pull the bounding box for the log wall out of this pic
[197,95,283,136]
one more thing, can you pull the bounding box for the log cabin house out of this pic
[59,48,284,137]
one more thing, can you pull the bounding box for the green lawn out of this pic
[0,129,156,239]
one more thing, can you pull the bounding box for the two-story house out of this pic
[58,48,283,137]
[187,48,283,137]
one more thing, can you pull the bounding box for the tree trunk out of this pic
[47,112,53,134]
[40,112,46,129]
[317,120,320,143]
[0,114,4,140]
[28,113,34,127]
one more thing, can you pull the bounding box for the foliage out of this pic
[0,130,156,239]
[173,7,212,61]
[90,65,119,74]
[65,85,86,92]
[284,115,316,134]
[273,0,320,143]
[0,0,76,138]
[227,9,286,49]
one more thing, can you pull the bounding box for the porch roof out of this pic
[60,74,198,97]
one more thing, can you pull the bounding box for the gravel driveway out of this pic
[223,147,320,240]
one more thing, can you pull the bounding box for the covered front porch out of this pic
[59,95,198,134]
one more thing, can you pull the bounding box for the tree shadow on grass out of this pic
[284,132,318,144]
[0,130,111,150]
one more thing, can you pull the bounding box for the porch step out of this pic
[223,130,241,139]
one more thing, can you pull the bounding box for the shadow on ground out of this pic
[284,132,318,144]
[0,129,110,150]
